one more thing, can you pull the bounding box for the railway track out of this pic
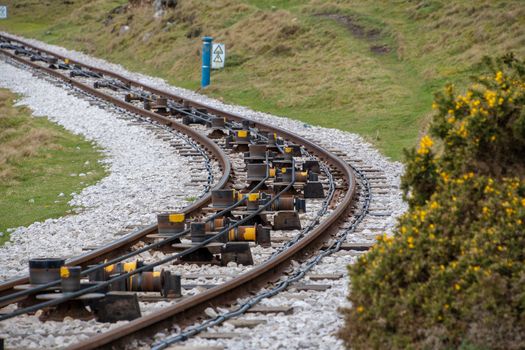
[0,33,369,349]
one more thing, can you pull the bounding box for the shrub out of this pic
[339,54,525,350]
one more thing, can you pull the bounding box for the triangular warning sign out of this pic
[213,45,224,55]
[213,54,223,63]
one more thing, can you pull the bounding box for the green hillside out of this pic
[1,0,523,159]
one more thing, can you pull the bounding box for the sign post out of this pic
[212,43,226,69]
[0,6,7,19]
[201,36,213,88]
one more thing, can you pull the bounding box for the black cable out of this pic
[0,160,296,321]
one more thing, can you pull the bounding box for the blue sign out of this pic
[0,6,7,19]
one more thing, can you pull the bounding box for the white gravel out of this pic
[0,61,206,281]
[0,33,408,350]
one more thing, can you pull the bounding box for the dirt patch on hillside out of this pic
[316,13,391,55]
[318,13,380,39]
[370,44,391,55]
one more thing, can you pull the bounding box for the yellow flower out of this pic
[484,90,497,107]
[432,102,439,110]
[417,135,433,155]
[430,201,439,210]
[482,207,489,216]
[473,266,480,272]
[490,135,496,142]
[356,306,365,313]
[454,283,461,291]
[495,71,504,84]
[447,116,456,124]
[407,236,415,248]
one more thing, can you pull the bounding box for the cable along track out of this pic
[0,34,357,350]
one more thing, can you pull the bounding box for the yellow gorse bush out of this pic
[340,54,525,350]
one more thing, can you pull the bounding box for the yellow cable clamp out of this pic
[284,147,292,153]
[105,264,115,273]
[269,168,276,177]
[123,261,137,272]
[244,227,256,241]
[169,213,185,223]
[60,266,70,279]
[238,130,248,138]
[248,193,259,202]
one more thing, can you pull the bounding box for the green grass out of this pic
[0,0,523,160]
[0,89,106,245]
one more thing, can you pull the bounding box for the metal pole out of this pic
[201,36,213,88]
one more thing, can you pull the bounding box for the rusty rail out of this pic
[0,33,356,350]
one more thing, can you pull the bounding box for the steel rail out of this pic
[0,33,346,172]
[0,156,270,307]
[0,158,270,308]
[0,33,357,350]
[0,50,232,299]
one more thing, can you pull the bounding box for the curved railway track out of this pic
[0,33,361,349]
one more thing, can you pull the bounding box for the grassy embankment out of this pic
[0,1,524,160]
[0,89,105,244]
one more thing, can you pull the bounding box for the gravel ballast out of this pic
[0,61,206,281]
[0,34,407,350]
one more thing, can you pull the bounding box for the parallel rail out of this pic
[0,33,357,349]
